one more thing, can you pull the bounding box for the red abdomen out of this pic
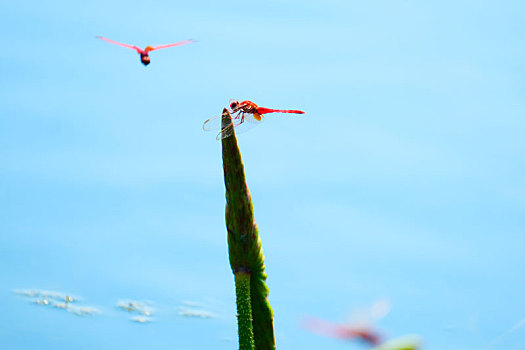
[256,107,305,115]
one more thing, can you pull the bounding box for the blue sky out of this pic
[1,1,524,349]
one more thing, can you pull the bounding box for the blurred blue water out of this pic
[1,1,524,349]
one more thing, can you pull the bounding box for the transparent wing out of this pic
[203,113,238,140]
[203,113,242,131]
[202,115,225,131]
[302,316,382,345]
[216,123,234,140]
[346,299,391,328]
[244,112,265,124]
[204,112,263,140]
[147,39,196,51]
[96,36,141,52]
[216,118,259,139]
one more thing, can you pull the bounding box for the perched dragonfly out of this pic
[96,36,195,66]
[203,99,305,140]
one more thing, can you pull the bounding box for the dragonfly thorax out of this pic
[230,100,258,114]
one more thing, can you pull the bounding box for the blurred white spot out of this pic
[55,302,69,309]
[15,288,99,317]
[178,306,215,319]
[117,300,154,321]
[370,299,391,320]
[14,289,39,297]
[131,316,151,323]
[182,301,205,308]
[34,298,51,305]
[70,306,100,316]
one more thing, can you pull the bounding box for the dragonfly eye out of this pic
[230,101,238,109]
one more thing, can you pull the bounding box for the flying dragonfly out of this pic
[96,36,195,66]
[303,299,391,347]
[203,99,305,140]
[303,299,422,349]
[303,316,383,346]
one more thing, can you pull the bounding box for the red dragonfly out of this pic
[303,316,383,346]
[96,36,195,66]
[303,299,391,348]
[203,99,305,140]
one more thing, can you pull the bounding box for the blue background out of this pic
[1,0,524,349]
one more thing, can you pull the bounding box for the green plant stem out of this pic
[221,108,275,350]
[235,271,254,350]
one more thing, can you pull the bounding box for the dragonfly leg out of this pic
[231,110,240,120]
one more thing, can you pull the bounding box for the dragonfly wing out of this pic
[303,316,382,345]
[303,317,344,338]
[228,118,260,134]
[244,112,264,124]
[303,317,363,340]
[203,115,224,131]
[214,118,260,140]
[204,112,261,140]
[203,113,244,131]
[203,114,237,140]
[147,39,196,52]
[346,299,391,327]
[96,36,141,52]
[216,123,235,140]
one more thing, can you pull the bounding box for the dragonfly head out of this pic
[230,100,239,111]
[140,54,150,66]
